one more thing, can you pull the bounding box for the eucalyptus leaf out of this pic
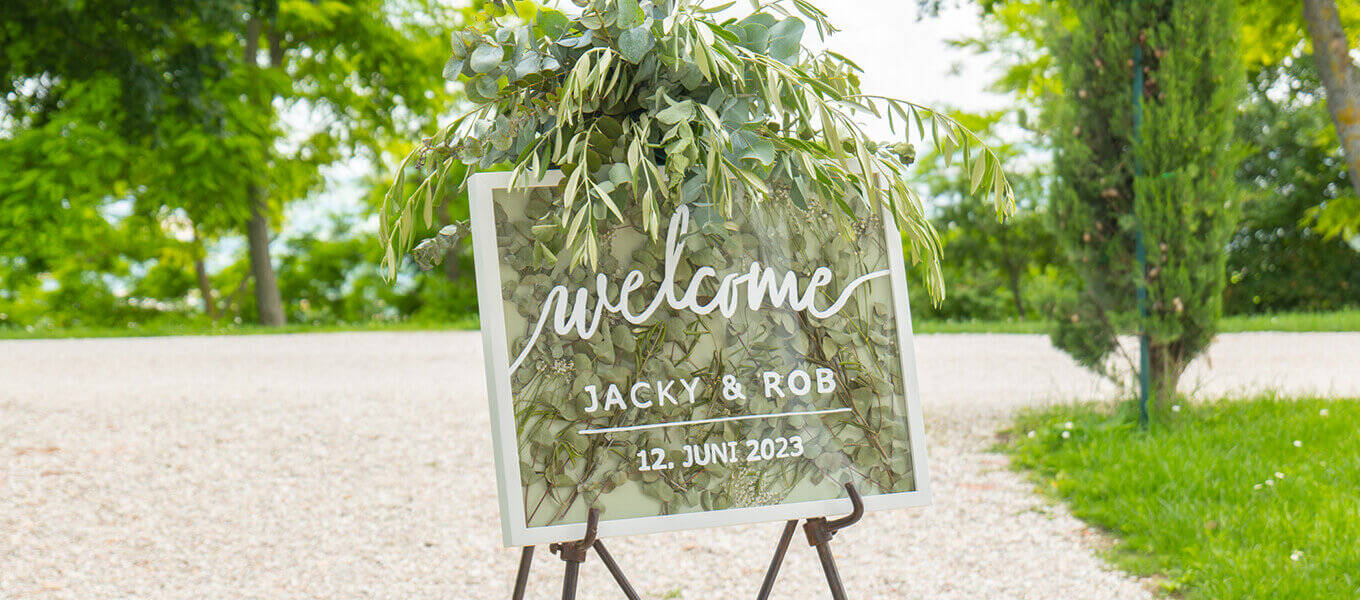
[616,0,645,29]
[656,100,695,125]
[580,11,605,30]
[514,54,543,80]
[767,18,805,64]
[618,26,655,64]
[442,55,464,81]
[740,137,775,166]
[535,9,571,39]
[470,42,504,74]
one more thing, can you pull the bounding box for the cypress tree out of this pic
[1049,0,1243,415]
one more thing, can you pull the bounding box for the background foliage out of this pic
[1,0,1358,341]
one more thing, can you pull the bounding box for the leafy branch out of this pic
[378,0,1015,304]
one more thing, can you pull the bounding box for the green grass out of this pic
[911,308,1360,335]
[1008,397,1360,599]
[1219,309,1360,332]
[0,315,480,340]
[912,319,1051,334]
[2,307,1356,340]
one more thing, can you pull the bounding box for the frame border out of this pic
[469,170,932,547]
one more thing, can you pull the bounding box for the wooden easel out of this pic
[511,508,640,600]
[755,483,864,600]
[509,483,864,599]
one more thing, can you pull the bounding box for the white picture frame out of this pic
[469,170,932,547]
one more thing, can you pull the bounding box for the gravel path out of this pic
[3,332,1357,599]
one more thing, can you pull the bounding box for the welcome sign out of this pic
[470,171,930,546]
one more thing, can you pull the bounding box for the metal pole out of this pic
[809,532,848,600]
[560,560,580,600]
[1131,0,1152,427]
[512,546,534,600]
[592,540,642,600]
[550,508,598,600]
[801,484,862,600]
[755,520,800,600]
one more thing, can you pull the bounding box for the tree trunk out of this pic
[1005,265,1027,319]
[437,198,462,282]
[247,189,286,326]
[194,258,217,321]
[191,230,218,322]
[242,16,285,326]
[1303,0,1360,197]
[1147,343,1188,419]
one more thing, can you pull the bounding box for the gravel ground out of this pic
[3,331,1357,599]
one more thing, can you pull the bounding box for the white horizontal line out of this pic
[577,408,853,435]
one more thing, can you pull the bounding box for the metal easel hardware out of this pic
[511,507,641,600]
[755,483,864,600]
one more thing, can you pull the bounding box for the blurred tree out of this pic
[1048,0,1243,413]
[1237,0,1360,239]
[0,1,237,301]
[913,112,1065,321]
[1301,2,1360,197]
[0,1,235,136]
[1,0,458,327]
[1229,57,1360,313]
[207,0,457,325]
[932,0,1357,326]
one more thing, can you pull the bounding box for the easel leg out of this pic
[543,508,639,600]
[755,520,799,600]
[802,484,863,600]
[807,521,848,600]
[560,559,581,600]
[512,546,534,600]
[755,484,863,600]
[592,540,642,600]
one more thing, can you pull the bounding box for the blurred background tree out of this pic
[2,0,1358,337]
[1230,56,1360,314]
[1,0,471,330]
[913,0,1359,325]
[909,111,1067,323]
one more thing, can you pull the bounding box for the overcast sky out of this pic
[809,1,1004,114]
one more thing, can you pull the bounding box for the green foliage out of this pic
[1229,57,1360,314]
[1,0,464,328]
[1048,0,1243,407]
[1236,0,1360,241]
[912,111,1067,322]
[1009,397,1360,599]
[910,309,1360,334]
[0,1,236,136]
[0,318,479,341]
[380,0,1015,301]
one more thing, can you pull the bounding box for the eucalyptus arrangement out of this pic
[378,0,1014,301]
